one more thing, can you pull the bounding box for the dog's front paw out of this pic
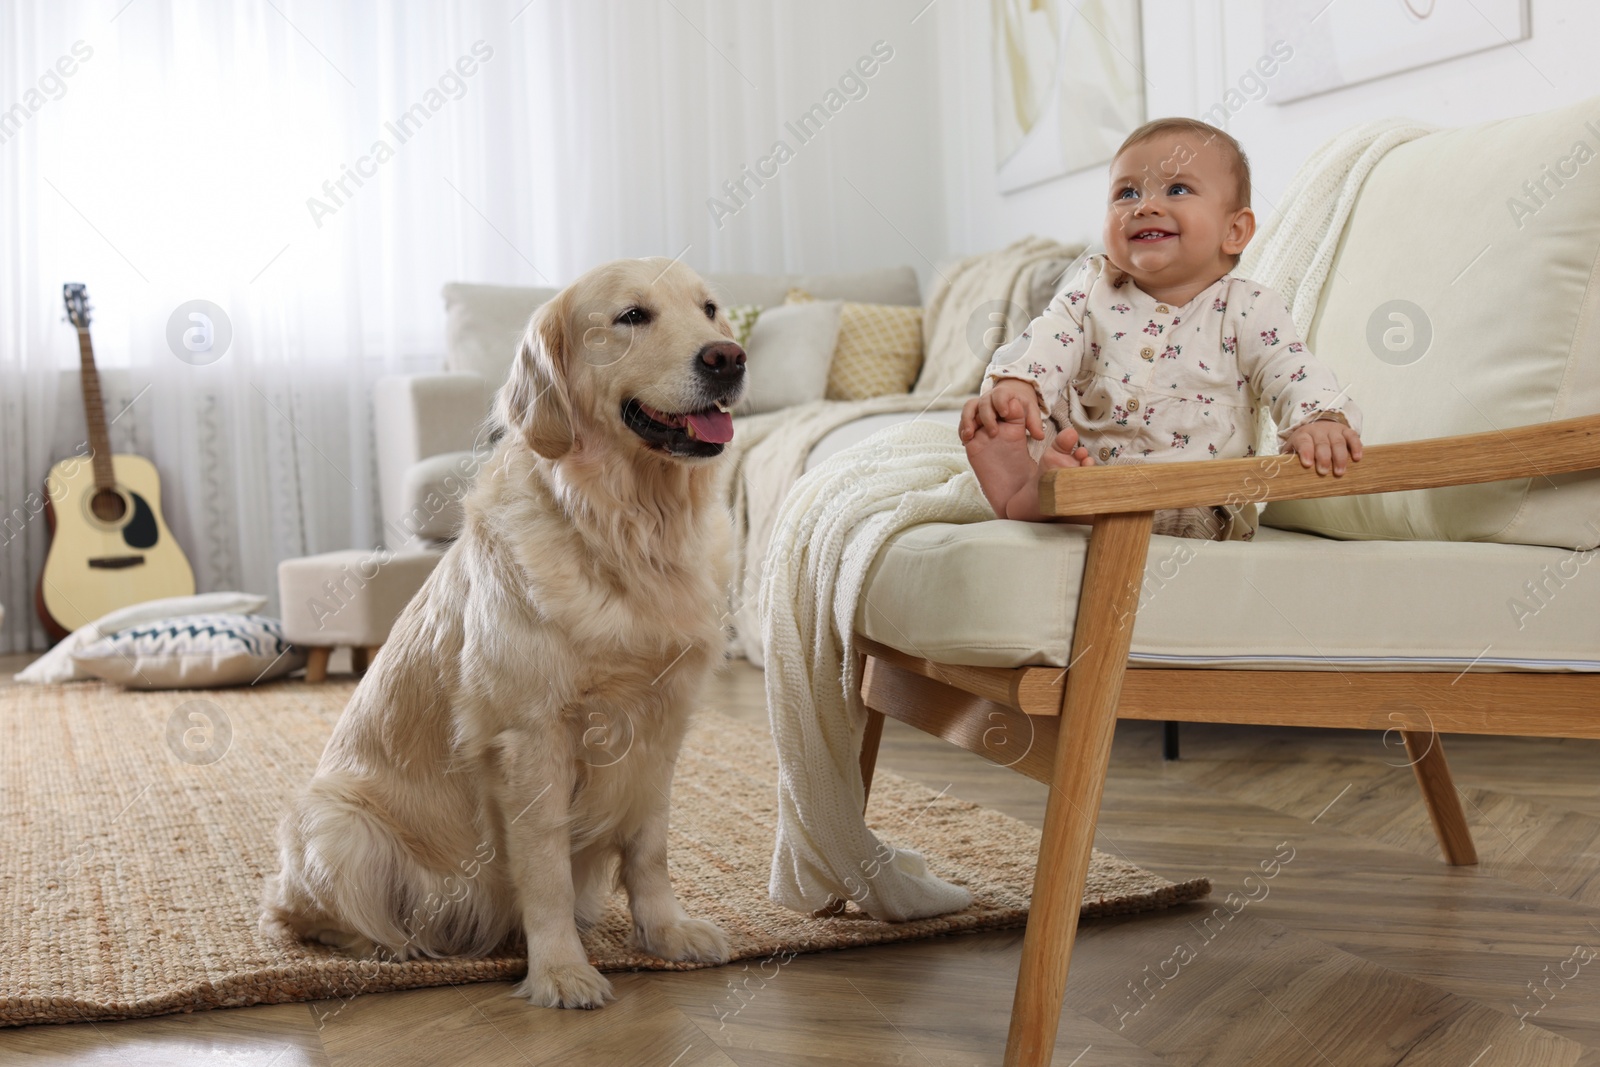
[637,917,730,964]
[513,961,614,1009]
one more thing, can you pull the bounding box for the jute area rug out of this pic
[2,679,1209,1027]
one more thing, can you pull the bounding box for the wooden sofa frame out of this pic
[854,412,1600,1067]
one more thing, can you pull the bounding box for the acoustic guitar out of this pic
[36,284,195,641]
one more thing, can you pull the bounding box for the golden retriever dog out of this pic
[263,257,744,1008]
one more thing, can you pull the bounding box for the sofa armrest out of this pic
[374,372,495,548]
[1039,413,1600,517]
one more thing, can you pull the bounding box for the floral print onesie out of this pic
[983,253,1362,539]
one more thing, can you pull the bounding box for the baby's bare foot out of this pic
[1038,427,1093,471]
[965,419,1039,518]
[1030,428,1096,525]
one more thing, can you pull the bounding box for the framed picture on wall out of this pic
[992,0,1145,194]
[1266,0,1531,104]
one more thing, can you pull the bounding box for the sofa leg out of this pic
[1005,511,1153,1067]
[1402,730,1478,866]
[351,646,369,674]
[303,647,330,684]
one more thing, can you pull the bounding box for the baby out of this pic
[960,117,1364,540]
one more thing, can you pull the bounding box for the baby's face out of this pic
[1102,132,1254,293]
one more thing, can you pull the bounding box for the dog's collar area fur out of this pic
[619,398,729,458]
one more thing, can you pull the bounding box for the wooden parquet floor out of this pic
[2,655,1597,1066]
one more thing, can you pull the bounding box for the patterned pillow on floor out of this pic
[72,613,306,689]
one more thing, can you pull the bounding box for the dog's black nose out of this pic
[697,341,746,378]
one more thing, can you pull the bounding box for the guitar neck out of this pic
[77,327,115,491]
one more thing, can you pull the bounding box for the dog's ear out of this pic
[496,296,573,459]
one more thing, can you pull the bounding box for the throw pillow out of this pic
[724,303,762,348]
[786,288,924,400]
[737,299,843,415]
[14,591,269,685]
[73,613,306,689]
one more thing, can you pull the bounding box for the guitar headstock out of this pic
[63,283,92,331]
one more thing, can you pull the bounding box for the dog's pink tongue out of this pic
[686,409,734,443]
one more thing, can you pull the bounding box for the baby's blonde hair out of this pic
[1114,118,1251,265]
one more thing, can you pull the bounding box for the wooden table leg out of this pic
[1004,510,1153,1067]
[304,647,330,684]
[350,646,368,674]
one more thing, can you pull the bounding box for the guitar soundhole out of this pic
[90,488,127,523]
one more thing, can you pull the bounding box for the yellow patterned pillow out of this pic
[724,303,761,348]
[785,288,923,401]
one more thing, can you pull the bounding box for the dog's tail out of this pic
[267,773,511,960]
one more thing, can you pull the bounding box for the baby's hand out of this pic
[1284,415,1363,476]
[959,379,1045,444]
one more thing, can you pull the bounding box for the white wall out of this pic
[933,0,1600,258]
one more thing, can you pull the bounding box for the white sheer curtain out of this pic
[0,0,944,653]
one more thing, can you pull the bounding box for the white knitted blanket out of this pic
[761,120,1438,921]
[761,421,992,920]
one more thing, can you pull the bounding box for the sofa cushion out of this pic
[1263,96,1600,550]
[787,288,925,401]
[737,301,842,415]
[856,522,1600,672]
[441,267,921,386]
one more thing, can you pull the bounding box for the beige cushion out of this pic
[278,549,442,647]
[737,301,842,415]
[441,267,920,385]
[1263,96,1600,550]
[787,288,924,400]
[857,522,1600,672]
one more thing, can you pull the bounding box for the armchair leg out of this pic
[1162,720,1180,761]
[859,707,886,812]
[1402,730,1478,866]
[1005,511,1153,1067]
